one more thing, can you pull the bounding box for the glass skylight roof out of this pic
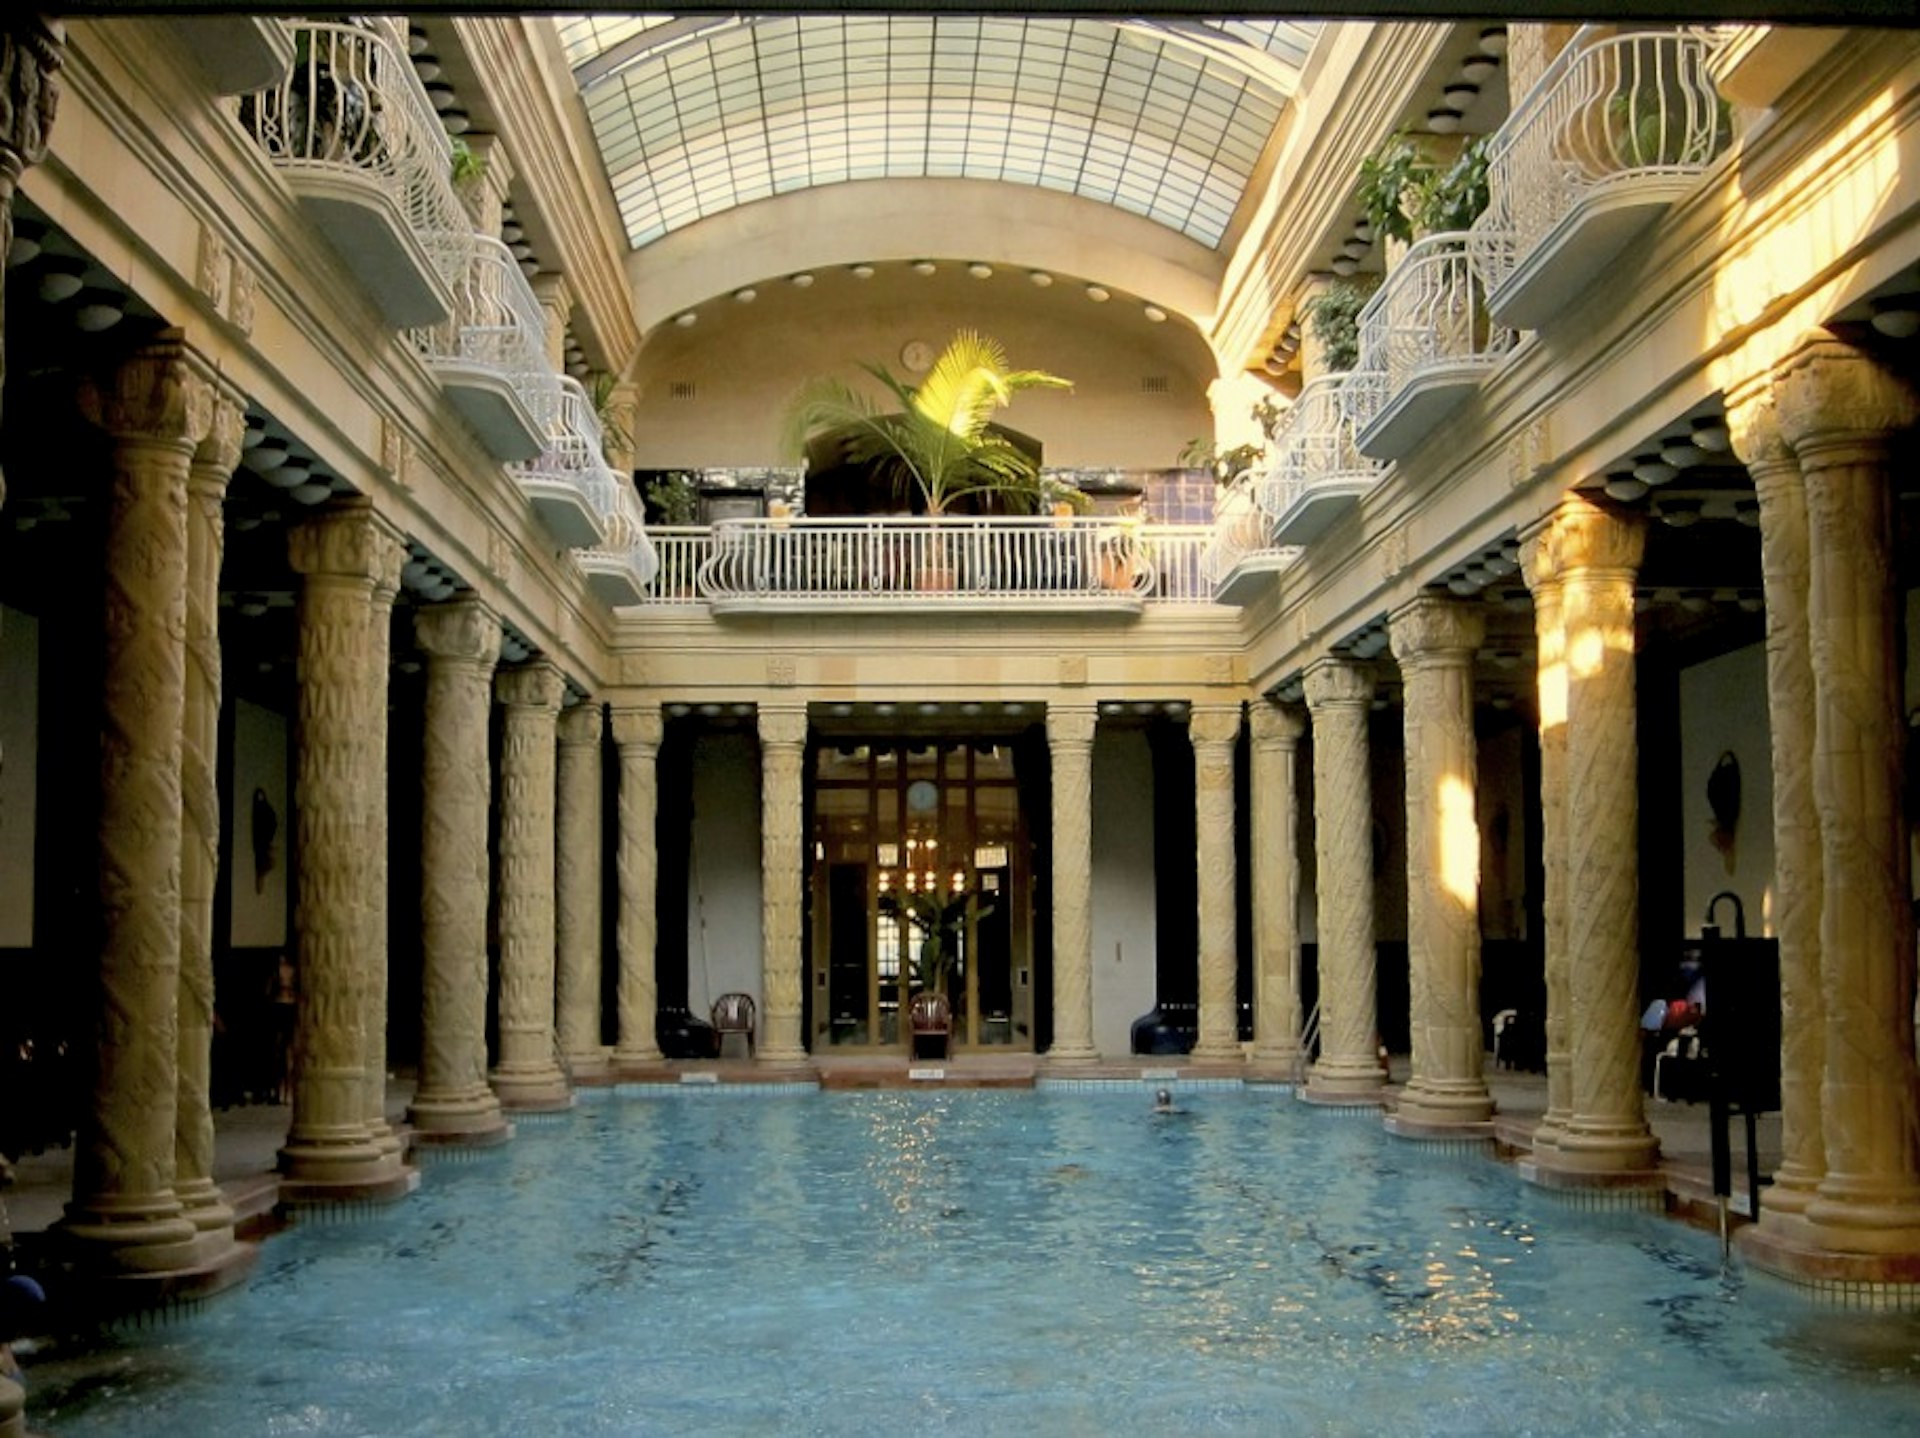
[558,15,1309,252]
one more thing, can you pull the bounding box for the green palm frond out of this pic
[782,329,1071,514]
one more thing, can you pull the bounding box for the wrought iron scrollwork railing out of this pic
[241,19,471,289]
[1251,373,1384,523]
[1472,28,1728,299]
[1351,230,1516,424]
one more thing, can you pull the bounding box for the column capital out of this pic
[288,500,405,587]
[79,329,215,449]
[415,598,501,664]
[1547,492,1646,576]
[1248,700,1307,748]
[191,383,249,481]
[1518,523,1559,593]
[557,701,603,747]
[497,660,564,710]
[1724,383,1794,472]
[1303,657,1373,712]
[1046,701,1098,749]
[757,703,807,748]
[0,18,65,180]
[610,706,662,749]
[1189,702,1242,748]
[1389,594,1485,665]
[1773,334,1918,458]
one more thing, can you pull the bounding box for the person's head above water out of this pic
[1153,1088,1174,1111]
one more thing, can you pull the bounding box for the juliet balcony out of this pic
[1349,232,1517,461]
[1253,374,1386,547]
[625,516,1217,615]
[407,236,549,462]
[509,376,615,549]
[242,18,469,327]
[1472,28,1727,331]
[576,479,660,607]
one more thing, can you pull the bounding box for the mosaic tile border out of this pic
[612,1081,820,1097]
[1747,1271,1920,1312]
[1035,1077,1246,1093]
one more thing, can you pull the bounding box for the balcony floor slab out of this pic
[436,361,546,462]
[1356,363,1493,461]
[290,170,454,329]
[1486,177,1697,332]
[1269,478,1375,547]
[522,482,607,549]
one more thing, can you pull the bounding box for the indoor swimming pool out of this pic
[26,1087,1920,1435]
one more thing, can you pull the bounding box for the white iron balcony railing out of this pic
[1472,27,1727,330]
[1252,373,1386,547]
[641,527,711,605]
[510,375,615,549]
[407,235,550,462]
[1137,526,1216,605]
[1201,480,1297,605]
[242,18,471,327]
[694,516,1160,615]
[1350,231,1517,461]
[577,481,660,606]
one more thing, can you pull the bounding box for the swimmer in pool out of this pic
[1152,1088,1180,1113]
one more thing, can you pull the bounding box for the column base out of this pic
[612,1043,665,1069]
[173,1176,239,1236]
[2,1373,22,1438]
[1302,1054,1386,1106]
[1738,1216,1920,1308]
[1800,1178,1920,1257]
[55,1233,258,1322]
[1187,1039,1243,1064]
[565,1048,611,1081]
[1384,1113,1496,1146]
[1760,1164,1822,1219]
[408,1087,513,1146]
[1043,1045,1100,1067]
[1517,1154,1665,1208]
[277,1125,419,1207]
[1543,1117,1659,1173]
[1248,1043,1304,1077]
[491,1064,573,1111]
[1392,1079,1494,1128]
[57,1195,204,1276]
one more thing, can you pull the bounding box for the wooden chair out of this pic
[909,992,953,1060]
[711,992,757,1060]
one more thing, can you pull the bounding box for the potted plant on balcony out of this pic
[1299,277,1378,374]
[1357,133,1491,248]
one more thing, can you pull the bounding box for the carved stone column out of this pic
[1774,338,1920,1256]
[1727,385,1824,1221]
[1189,704,1243,1063]
[174,383,245,1243]
[555,701,606,1077]
[611,707,665,1067]
[757,705,809,1062]
[1388,595,1493,1132]
[530,273,573,373]
[493,662,571,1109]
[278,502,413,1203]
[1302,658,1384,1103]
[60,334,212,1273]
[1535,495,1658,1178]
[1046,703,1099,1062]
[361,542,400,1159]
[1248,703,1307,1072]
[0,18,64,515]
[1520,525,1571,1151]
[405,600,509,1146]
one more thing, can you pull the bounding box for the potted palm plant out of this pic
[782,329,1071,520]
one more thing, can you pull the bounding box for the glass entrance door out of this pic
[811,738,1030,1052]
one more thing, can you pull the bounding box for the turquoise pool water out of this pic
[26,1087,1920,1435]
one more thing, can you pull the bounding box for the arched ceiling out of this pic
[558,14,1318,251]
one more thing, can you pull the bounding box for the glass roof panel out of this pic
[563,13,1309,251]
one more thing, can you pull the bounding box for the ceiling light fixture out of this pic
[1143,305,1167,323]
[1028,271,1053,288]
[1478,26,1509,55]
[36,256,85,302]
[967,262,993,279]
[1084,285,1110,302]
[1691,417,1731,451]
[440,110,471,136]
[674,311,697,327]
[7,218,43,268]
[911,260,937,276]
[849,263,874,279]
[1426,108,1464,135]
[1444,83,1480,109]
[1869,298,1920,338]
[1631,453,1678,486]
[1603,473,1649,502]
[73,287,126,332]
[1459,53,1501,83]
[733,286,757,303]
[789,272,814,287]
